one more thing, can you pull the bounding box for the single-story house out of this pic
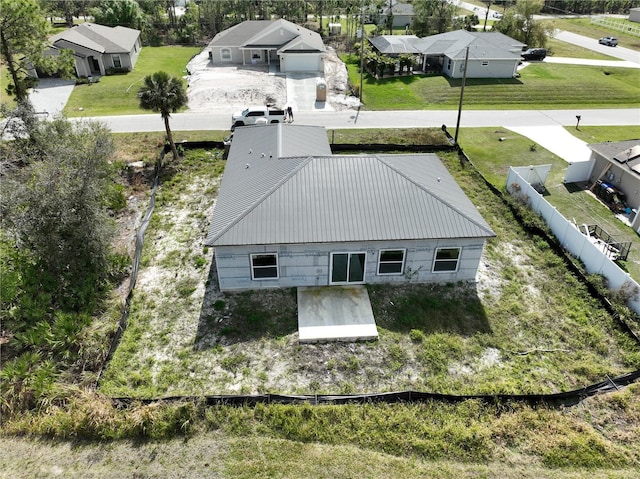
[587,139,640,231]
[208,19,326,73]
[47,23,141,78]
[380,1,415,28]
[370,30,525,78]
[205,124,495,291]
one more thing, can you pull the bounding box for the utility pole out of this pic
[359,0,365,103]
[454,47,469,145]
[483,0,492,31]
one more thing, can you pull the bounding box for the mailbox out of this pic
[316,79,327,102]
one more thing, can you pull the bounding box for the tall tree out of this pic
[0,0,73,102]
[0,117,116,306]
[493,0,553,48]
[138,71,188,161]
[411,0,458,37]
[91,0,144,29]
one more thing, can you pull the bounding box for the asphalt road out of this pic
[79,108,640,133]
[554,30,640,63]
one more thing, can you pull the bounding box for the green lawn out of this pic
[553,17,640,50]
[546,37,618,59]
[63,46,200,117]
[345,55,640,110]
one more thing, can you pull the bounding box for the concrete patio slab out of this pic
[297,285,378,343]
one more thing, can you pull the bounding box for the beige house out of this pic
[48,23,141,77]
[208,19,326,73]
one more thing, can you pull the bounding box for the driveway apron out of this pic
[27,78,76,118]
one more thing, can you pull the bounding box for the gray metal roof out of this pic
[369,35,420,54]
[412,30,525,60]
[588,139,640,162]
[205,124,494,247]
[51,23,140,54]
[208,19,325,52]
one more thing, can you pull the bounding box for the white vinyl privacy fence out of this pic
[507,165,640,314]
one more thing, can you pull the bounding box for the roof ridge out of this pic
[376,155,494,236]
[207,156,313,243]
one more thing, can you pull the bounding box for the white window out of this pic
[221,48,231,61]
[250,253,278,280]
[377,249,405,275]
[433,247,461,272]
[111,54,122,68]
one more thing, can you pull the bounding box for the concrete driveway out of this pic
[27,78,75,118]
[286,72,333,112]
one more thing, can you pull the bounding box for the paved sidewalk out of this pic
[544,56,640,68]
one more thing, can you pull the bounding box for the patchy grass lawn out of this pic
[63,46,200,117]
[98,139,640,399]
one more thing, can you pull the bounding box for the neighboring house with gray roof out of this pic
[205,123,495,291]
[208,19,326,73]
[48,23,141,77]
[587,139,640,232]
[370,30,525,78]
[380,1,415,28]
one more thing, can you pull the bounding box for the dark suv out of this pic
[521,48,547,61]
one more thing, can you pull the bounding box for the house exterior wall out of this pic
[446,57,518,78]
[383,14,413,27]
[214,238,487,291]
[589,155,640,210]
[211,46,244,64]
[129,37,142,68]
[53,38,140,75]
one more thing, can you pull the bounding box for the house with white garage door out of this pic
[205,124,495,291]
[208,19,326,73]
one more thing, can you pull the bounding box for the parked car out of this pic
[492,12,503,18]
[521,48,547,61]
[599,36,618,46]
[594,180,629,213]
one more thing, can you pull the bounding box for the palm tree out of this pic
[138,71,188,160]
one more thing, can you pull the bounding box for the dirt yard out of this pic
[98,148,637,399]
[185,47,360,112]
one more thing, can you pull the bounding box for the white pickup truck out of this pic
[231,106,286,127]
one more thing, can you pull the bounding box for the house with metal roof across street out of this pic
[204,123,496,292]
[47,23,141,78]
[370,30,525,78]
[207,18,326,73]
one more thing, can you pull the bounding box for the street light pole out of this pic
[454,46,469,145]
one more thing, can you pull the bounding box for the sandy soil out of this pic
[185,47,360,112]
